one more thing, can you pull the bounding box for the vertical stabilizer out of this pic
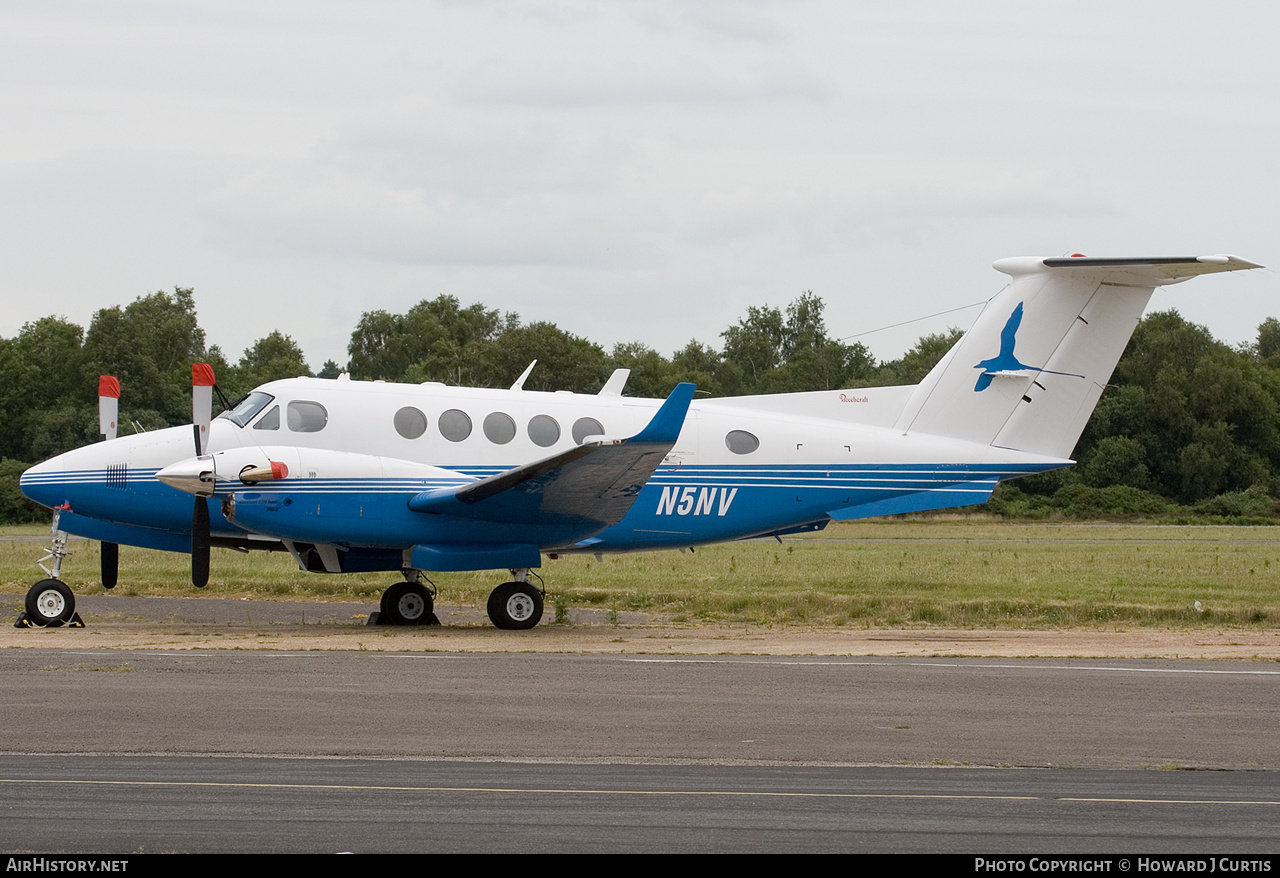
[894,255,1260,459]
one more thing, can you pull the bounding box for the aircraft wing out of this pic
[407,383,695,529]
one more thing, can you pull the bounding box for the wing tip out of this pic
[628,382,696,444]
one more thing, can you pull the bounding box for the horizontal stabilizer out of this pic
[1034,254,1262,283]
[408,383,696,532]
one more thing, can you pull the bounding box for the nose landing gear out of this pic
[16,511,85,629]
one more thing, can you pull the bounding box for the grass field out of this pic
[3,519,1279,628]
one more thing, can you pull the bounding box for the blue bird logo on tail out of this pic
[973,302,1083,391]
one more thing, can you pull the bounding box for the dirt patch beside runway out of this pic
[5,592,1279,659]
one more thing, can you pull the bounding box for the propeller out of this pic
[99,375,120,589]
[190,363,216,588]
[192,362,214,456]
[100,541,118,590]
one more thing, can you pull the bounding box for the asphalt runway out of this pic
[3,647,1278,853]
[4,649,1279,767]
[2,757,1278,853]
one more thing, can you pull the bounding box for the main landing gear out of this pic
[16,510,85,629]
[487,570,544,630]
[370,567,545,630]
[373,570,441,626]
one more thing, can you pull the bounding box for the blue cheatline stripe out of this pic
[22,461,1057,496]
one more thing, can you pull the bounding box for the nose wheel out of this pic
[17,579,82,628]
[15,510,85,629]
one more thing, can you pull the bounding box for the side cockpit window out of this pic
[220,392,275,428]
[253,405,280,431]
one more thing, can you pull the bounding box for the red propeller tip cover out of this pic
[98,376,121,398]
[192,363,216,387]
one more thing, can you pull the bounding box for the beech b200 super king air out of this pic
[17,254,1262,630]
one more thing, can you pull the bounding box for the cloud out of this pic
[1,1,1277,369]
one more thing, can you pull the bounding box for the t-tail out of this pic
[893,255,1262,459]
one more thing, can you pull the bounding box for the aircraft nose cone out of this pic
[156,456,217,497]
[19,458,68,508]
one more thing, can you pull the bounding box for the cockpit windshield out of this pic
[217,391,275,428]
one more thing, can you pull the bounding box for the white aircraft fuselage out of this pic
[22,379,1062,567]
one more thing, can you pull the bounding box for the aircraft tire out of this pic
[25,579,75,628]
[487,582,543,630]
[380,581,434,625]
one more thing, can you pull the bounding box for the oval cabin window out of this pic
[528,414,560,447]
[394,406,427,440]
[439,409,472,442]
[572,417,604,445]
[483,412,517,445]
[725,430,759,454]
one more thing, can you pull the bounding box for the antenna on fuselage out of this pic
[511,360,537,390]
[598,369,630,396]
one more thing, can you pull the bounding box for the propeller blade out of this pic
[192,363,215,456]
[98,376,119,442]
[98,376,121,588]
[101,541,118,589]
[192,497,210,588]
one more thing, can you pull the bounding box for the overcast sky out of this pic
[2,1,1276,378]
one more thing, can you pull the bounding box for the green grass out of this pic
[3,519,1279,628]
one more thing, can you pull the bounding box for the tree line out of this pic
[2,286,1278,521]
